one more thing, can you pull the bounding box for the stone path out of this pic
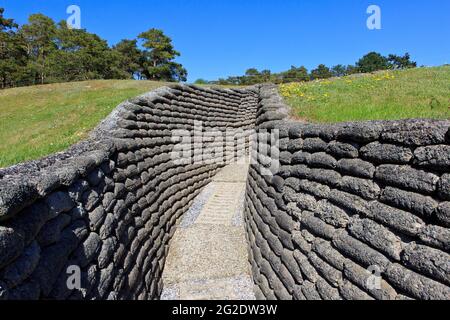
[161,160,255,300]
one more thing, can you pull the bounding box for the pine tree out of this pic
[19,14,57,84]
[310,64,332,80]
[356,52,389,73]
[138,28,187,81]
[113,39,143,79]
[0,8,27,88]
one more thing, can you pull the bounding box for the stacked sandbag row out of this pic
[0,84,258,300]
[244,84,450,300]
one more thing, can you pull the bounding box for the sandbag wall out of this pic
[0,84,258,300]
[244,84,450,300]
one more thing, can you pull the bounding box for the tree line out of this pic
[197,52,417,85]
[0,7,187,89]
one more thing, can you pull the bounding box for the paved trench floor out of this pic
[161,160,255,300]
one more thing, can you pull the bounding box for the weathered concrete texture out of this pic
[244,84,450,301]
[195,183,246,226]
[162,224,250,285]
[161,276,255,300]
[161,162,255,300]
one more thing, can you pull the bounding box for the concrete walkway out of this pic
[161,160,255,300]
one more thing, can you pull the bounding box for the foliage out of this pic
[331,64,347,77]
[138,28,187,82]
[113,39,143,79]
[0,8,187,88]
[19,14,58,85]
[356,52,390,73]
[0,8,27,88]
[310,64,333,80]
[279,66,309,83]
[48,21,123,82]
[194,78,209,84]
[387,53,417,70]
[207,52,418,85]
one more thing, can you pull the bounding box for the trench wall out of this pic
[244,84,450,300]
[0,84,257,300]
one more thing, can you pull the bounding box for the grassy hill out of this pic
[280,66,450,122]
[0,80,168,167]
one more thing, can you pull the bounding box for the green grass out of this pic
[0,80,168,167]
[280,66,450,123]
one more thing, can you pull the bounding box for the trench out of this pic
[161,160,255,300]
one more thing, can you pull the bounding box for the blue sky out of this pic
[2,0,449,82]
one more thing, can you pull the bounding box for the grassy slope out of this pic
[0,80,167,167]
[280,66,450,123]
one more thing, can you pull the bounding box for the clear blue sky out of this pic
[2,0,449,82]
